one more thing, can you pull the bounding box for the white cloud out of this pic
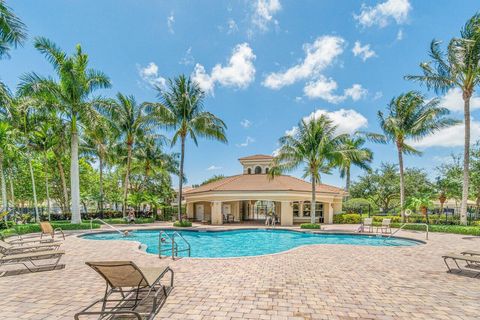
[138,62,166,88]
[240,119,252,128]
[167,12,175,34]
[286,109,368,138]
[179,47,194,66]
[303,77,367,103]
[396,29,404,40]
[251,0,281,32]
[263,35,345,89]
[355,0,411,28]
[227,19,239,34]
[236,136,255,147]
[440,88,480,113]
[373,91,383,100]
[192,43,256,94]
[352,41,377,61]
[409,121,480,148]
[207,165,222,171]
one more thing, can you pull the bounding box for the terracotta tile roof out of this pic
[238,154,274,161]
[184,174,345,195]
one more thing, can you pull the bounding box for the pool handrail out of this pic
[385,222,428,240]
[172,231,191,258]
[90,218,125,236]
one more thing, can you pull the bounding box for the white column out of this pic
[211,201,223,225]
[280,201,293,226]
[325,202,334,224]
[186,202,194,219]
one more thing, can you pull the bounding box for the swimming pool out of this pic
[82,229,420,258]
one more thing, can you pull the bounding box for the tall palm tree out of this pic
[376,92,457,220]
[0,0,27,59]
[269,115,349,224]
[405,14,480,225]
[338,133,373,193]
[102,93,154,218]
[146,75,227,221]
[0,121,15,217]
[19,37,111,223]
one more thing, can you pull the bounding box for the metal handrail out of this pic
[172,231,191,258]
[158,231,176,258]
[386,222,429,240]
[90,218,125,236]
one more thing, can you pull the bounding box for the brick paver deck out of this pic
[0,223,479,319]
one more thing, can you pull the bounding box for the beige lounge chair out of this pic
[377,218,392,234]
[461,250,480,256]
[0,239,61,255]
[75,261,174,320]
[0,250,65,276]
[442,253,480,277]
[362,218,373,233]
[40,222,65,240]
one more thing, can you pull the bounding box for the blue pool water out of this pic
[81,229,420,258]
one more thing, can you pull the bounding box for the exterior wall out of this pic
[193,201,212,221]
[324,202,334,224]
[280,201,293,226]
[211,201,222,225]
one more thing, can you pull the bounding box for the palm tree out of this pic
[82,118,114,217]
[269,115,349,224]
[146,75,227,222]
[376,92,457,221]
[338,133,373,193]
[19,37,111,223]
[0,0,27,59]
[405,14,480,225]
[0,121,14,217]
[102,93,154,218]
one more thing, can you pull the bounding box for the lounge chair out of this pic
[461,250,480,256]
[0,250,65,276]
[0,239,61,255]
[40,222,65,240]
[362,218,373,233]
[74,261,174,320]
[377,218,392,234]
[442,253,480,277]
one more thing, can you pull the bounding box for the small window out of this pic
[293,202,299,217]
[303,201,311,217]
[265,167,269,174]
[247,168,251,174]
[254,166,262,174]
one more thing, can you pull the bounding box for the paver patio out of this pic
[0,223,479,320]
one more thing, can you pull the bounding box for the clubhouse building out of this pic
[184,155,346,225]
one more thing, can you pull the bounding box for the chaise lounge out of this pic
[40,222,65,240]
[74,261,174,320]
[442,253,480,277]
[0,239,62,255]
[0,249,65,276]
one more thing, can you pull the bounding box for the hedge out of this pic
[390,223,480,236]
[0,222,101,238]
[173,220,192,227]
[300,223,321,229]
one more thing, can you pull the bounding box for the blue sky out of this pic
[2,0,480,188]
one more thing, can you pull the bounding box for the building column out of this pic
[186,202,194,219]
[280,201,293,226]
[211,201,223,225]
[324,202,334,224]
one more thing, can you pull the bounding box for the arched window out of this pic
[265,167,269,174]
[247,168,252,174]
[254,166,262,174]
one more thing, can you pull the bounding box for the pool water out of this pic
[82,229,420,258]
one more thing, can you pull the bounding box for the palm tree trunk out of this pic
[345,166,351,192]
[122,143,132,218]
[44,153,51,221]
[0,149,7,222]
[460,94,471,225]
[28,158,39,222]
[70,118,81,224]
[56,156,69,214]
[178,136,186,222]
[99,155,104,218]
[9,168,15,212]
[311,175,316,224]
[397,143,405,222]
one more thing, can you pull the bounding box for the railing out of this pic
[386,222,429,240]
[90,218,125,236]
[158,231,191,259]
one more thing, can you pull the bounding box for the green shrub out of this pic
[390,223,480,236]
[173,220,192,227]
[300,223,321,229]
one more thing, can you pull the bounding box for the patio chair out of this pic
[74,261,174,320]
[377,218,392,234]
[461,250,480,257]
[40,222,65,240]
[0,249,65,276]
[0,239,61,255]
[442,253,480,277]
[362,218,373,233]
